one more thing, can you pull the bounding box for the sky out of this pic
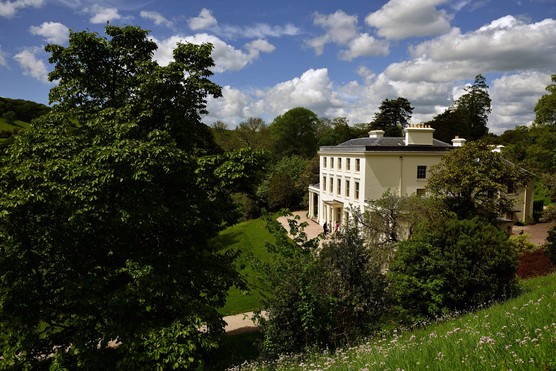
[1,0,556,134]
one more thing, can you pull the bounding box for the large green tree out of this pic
[369,97,413,137]
[428,74,491,142]
[0,25,264,369]
[427,141,530,221]
[269,107,319,159]
[534,74,556,126]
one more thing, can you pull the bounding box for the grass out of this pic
[211,216,276,316]
[235,273,556,370]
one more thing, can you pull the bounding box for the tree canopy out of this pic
[428,74,491,142]
[427,140,530,221]
[369,97,413,137]
[269,107,319,159]
[534,74,556,126]
[0,25,265,369]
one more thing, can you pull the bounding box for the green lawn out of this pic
[212,216,276,316]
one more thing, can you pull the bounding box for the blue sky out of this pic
[1,0,556,134]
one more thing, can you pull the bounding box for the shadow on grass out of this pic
[206,330,262,370]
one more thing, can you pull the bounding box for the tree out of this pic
[318,116,356,146]
[235,117,272,151]
[456,74,491,140]
[256,214,387,357]
[428,74,491,142]
[351,191,455,270]
[389,217,518,322]
[269,107,319,159]
[0,25,264,369]
[534,74,556,126]
[427,140,530,221]
[369,97,413,137]
[258,155,310,210]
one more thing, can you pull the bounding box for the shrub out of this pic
[508,232,538,254]
[545,226,556,265]
[389,217,519,323]
[257,216,387,357]
[517,249,555,278]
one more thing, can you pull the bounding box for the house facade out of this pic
[307,124,534,228]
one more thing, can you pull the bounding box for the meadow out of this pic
[232,272,556,370]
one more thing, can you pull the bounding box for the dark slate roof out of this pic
[320,136,453,153]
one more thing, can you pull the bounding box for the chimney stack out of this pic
[368,130,385,138]
[404,124,435,146]
[451,136,467,147]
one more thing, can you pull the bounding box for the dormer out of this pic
[404,124,435,146]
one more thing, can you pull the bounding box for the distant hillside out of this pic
[0,97,50,122]
[0,97,50,140]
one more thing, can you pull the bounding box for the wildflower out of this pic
[479,336,495,346]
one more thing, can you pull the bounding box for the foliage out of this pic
[0,25,263,369]
[389,217,519,323]
[368,97,413,137]
[428,74,491,142]
[500,125,556,175]
[517,249,554,279]
[269,107,319,159]
[427,140,530,221]
[541,204,556,222]
[258,155,314,211]
[351,191,454,270]
[318,117,361,146]
[256,214,387,358]
[545,226,556,266]
[508,233,538,254]
[534,73,556,126]
[0,97,50,123]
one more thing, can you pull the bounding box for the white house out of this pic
[307,124,534,228]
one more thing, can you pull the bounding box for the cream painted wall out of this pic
[364,152,445,200]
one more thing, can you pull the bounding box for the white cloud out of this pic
[14,47,49,82]
[307,10,358,55]
[188,8,217,30]
[29,22,69,44]
[384,16,556,85]
[140,10,172,28]
[206,68,346,126]
[365,0,452,40]
[307,10,389,60]
[0,0,43,18]
[339,33,389,61]
[218,23,300,39]
[0,48,6,66]
[152,34,275,72]
[84,4,121,24]
[489,72,552,133]
[411,16,556,72]
[206,85,251,124]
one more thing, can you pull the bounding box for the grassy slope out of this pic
[0,117,30,131]
[240,273,556,370]
[212,217,276,316]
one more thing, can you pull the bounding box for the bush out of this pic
[545,226,556,265]
[389,217,519,323]
[508,233,537,254]
[257,216,387,357]
[517,249,555,279]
